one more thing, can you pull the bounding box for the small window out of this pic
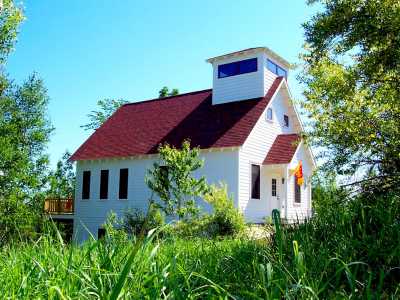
[266,59,287,78]
[218,58,257,78]
[284,115,289,127]
[100,170,109,199]
[98,228,106,239]
[294,175,301,203]
[277,66,287,78]
[272,178,277,196]
[119,168,129,199]
[251,164,260,199]
[82,171,91,199]
[266,108,273,121]
[267,59,276,74]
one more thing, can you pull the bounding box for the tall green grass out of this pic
[0,192,399,299]
[0,226,398,299]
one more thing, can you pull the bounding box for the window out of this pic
[119,168,129,199]
[284,115,289,127]
[82,171,91,199]
[218,58,257,78]
[266,59,287,78]
[100,170,109,199]
[272,178,277,196]
[294,175,301,203]
[266,108,273,121]
[98,228,106,239]
[251,164,260,199]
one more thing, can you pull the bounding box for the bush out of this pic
[204,184,245,237]
[119,207,165,236]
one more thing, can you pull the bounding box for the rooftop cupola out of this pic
[206,47,290,105]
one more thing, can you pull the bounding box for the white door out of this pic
[270,176,281,213]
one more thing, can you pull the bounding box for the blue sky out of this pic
[7,1,319,167]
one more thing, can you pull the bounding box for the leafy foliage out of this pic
[81,98,127,131]
[146,141,208,219]
[158,86,179,98]
[117,208,165,236]
[0,3,52,245]
[47,151,75,198]
[0,0,24,65]
[0,74,53,244]
[203,183,245,237]
[300,0,400,193]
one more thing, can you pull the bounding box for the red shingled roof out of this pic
[263,133,301,165]
[71,77,284,161]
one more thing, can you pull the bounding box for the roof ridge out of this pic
[123,88,212,107]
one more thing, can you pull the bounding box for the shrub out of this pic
[204,183,245,237]
[119,207,165,236]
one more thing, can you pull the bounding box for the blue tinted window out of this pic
[267,59,287,78]
[218,62,237,78]
[238,58,257,74]
[267,59,277,74]
[277,66,287,78]
[218,58,257,78]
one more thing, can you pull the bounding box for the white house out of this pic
[69,47,316,242]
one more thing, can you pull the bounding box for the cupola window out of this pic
[218,58,257,78]
[267,59,287,78]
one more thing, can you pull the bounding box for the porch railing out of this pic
[44,198,74,214]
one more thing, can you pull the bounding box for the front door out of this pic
[270,175,281,212]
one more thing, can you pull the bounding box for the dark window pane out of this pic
[218,58,257,78]
[238,58,257,74]
[119,168,129,199]
[277,66,287,78]
[294,175,301,203]
[284,115,289,127]
[100,170,109,199]
[267,59,287,78]
[251,165,260,199]
[267,59,277,74]
[267,108,273,120]
[98,228,106,239]
[218,62,238,78]
[272,178,277,196]
[82,171,91,199]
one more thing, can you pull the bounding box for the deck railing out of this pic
[44,198,74,214]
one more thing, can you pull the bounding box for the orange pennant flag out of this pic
[294,160,304,185]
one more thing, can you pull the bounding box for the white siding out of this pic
[73,149,239,242]
[238,87,297,223]
[212,52,265,104]
[211,51,290,106]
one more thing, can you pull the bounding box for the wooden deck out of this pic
[44,198,74,215]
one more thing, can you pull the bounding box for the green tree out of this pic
[0,0,24,65]
[158,86,179,98]
[300,0,400,193]
[0,74,53,202]
[146,141,208,219]
[0,74,53,244]
[0,2,53,244]
[81,98,127,131]
[47,151,75,198]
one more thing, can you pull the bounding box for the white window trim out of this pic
[265,108,274,123]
